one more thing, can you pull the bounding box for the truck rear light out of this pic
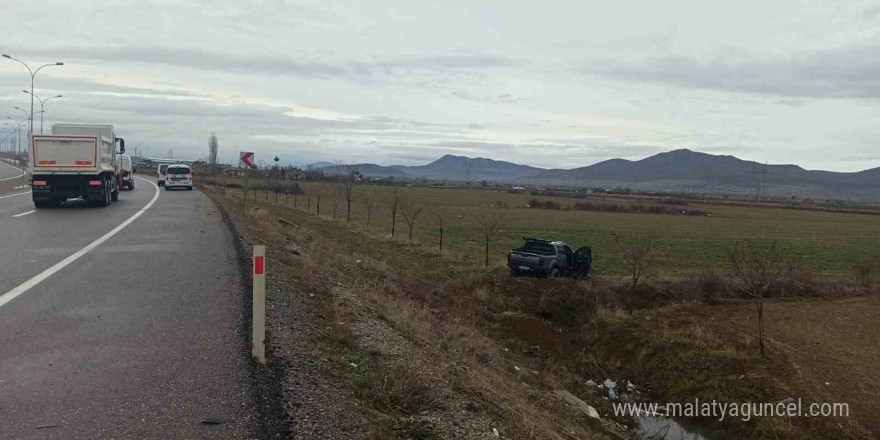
[88,180,102,186]
[189,172,193,180]
[33,180,48,186]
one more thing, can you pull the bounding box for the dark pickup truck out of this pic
[507,238,592,278]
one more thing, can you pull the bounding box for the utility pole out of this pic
[750,161,769,199]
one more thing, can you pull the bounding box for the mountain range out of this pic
[321,149,880,201]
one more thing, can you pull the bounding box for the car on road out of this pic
[164,164,193,190]
[157,164,170,186]
[507,237,592,278]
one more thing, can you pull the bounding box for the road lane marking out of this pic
[0,191,29,200]
[0,176,160,309]
[0,160,26,182]
[12,210,36,218]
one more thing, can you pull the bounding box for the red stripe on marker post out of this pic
[252,245,266,364]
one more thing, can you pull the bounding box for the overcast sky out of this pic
[1,0,878,171]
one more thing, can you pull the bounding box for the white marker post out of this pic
[252,245,266,364]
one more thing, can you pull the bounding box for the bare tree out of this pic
[313,184,325,215]
[361,191,376,227]
[619,234,655,292]
[473,207,504,268]
[398,198,423,241]
[264,170,271,200]
[343,168,357,222]
[435,205,446,252]
[388,187,401,237]
[729,240,786,356]
[208,133,219,176]
[330,185,341,220]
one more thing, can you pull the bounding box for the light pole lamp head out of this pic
[2,54,11,59]
[56,62,64,66]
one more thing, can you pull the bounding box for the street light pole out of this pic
[3,54,64,135]
[23,91,62,134]
[10,111,27,158]
[7,117,25,159]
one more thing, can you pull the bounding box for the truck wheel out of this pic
[548,268,560,279]
[509,268,519,277]
[101,180,111,207]
[111,187,119,201]
[34,200,51,209]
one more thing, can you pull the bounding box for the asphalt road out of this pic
[0,160,26,182]
[0,177,256,439]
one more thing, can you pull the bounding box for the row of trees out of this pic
[252,176,505,268]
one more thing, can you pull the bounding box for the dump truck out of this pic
[29,124,125,208]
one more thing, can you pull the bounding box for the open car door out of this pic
[572,246,592,279]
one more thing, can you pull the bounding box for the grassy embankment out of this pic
[204,177,879,440]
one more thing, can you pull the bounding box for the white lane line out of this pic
[0,176,160,309]
[0,191,29,200]
[12,210,36,218]
[0,160,26,182]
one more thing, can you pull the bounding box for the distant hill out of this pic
[308,149,880,201]
[527,149,880,200]
[322,163,409,178]
[394,154,545,181]
[306,161,335,169]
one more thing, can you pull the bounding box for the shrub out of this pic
[853,255,880,294]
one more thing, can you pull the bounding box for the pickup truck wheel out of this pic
[510,268,520,277]
[548,268,560,279]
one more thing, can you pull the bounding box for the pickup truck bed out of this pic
[507,238,592,279]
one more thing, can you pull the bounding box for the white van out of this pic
[157,164,170,187]
[164,164,193,190]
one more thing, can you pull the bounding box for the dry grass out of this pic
[203,182,878,440]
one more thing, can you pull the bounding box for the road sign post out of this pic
[240,152,254,217]
[252,245,266,364]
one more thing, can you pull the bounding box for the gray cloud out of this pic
[26,46,515,82]
[582,44,880,98]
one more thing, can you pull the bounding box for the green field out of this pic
[210,176,880,278]
[254,181,876,278]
